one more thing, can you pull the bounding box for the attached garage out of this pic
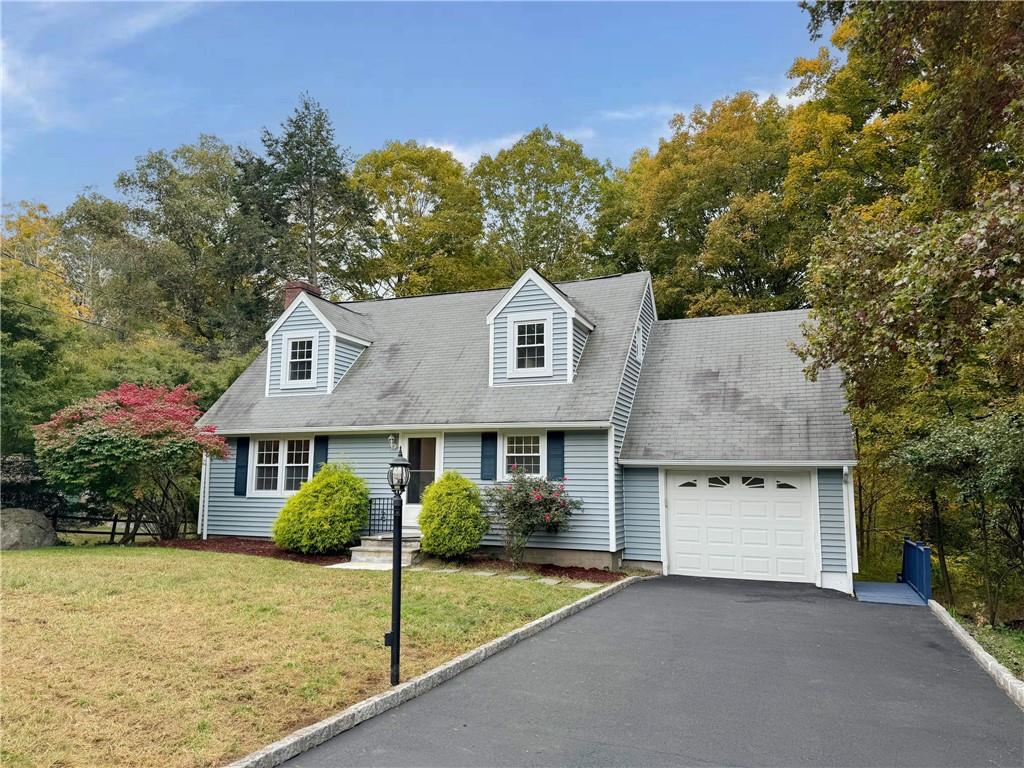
[665,470,816,583]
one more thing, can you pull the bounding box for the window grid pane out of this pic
[289,338,314,381]
[284,439,311,491]
[514,322,546,370]
[255,440,280,491]
[506,435,541,475]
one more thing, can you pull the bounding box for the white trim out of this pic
[199,453,211,540]
[487,317,494,387]
[844,465,859,573]
[485,268,594,330]
[247,436,314,498]
[607,426,616,552]
[497,429,548,480]
[619,458,858,468]
[506,311,554,379]
[810,467,823,588]
[211,420,611,436]
[264,291,372,346]
[279,330,321,390]
[398,432,444,530]
[663,466,671,573]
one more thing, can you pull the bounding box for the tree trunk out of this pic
[929,488,955,607]
[979,496,996,627]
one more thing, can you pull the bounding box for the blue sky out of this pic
[2,2,821,212]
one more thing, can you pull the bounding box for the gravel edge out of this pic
[225,575,645,768]
[928,599,1024,711]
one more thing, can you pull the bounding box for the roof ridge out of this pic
[655,308,809,324]
[326,271,646,307]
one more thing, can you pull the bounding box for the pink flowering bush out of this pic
[34,383,227,541]
[484,467,582,568]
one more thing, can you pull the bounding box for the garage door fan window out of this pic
[708,475,730,488]
[742,476,765,488]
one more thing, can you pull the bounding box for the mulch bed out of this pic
[152,537,349,566]
[462,554,626,583]
[152,538,624,582]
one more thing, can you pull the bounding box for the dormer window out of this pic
[289,339,313,381]
[507,311,553,378]
[280,330,320,388]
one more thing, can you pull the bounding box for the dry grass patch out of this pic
[1,547,599,768]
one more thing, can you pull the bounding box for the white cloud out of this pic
[562,126,596,141]
[420,132,525,166]
[1,3,200,136]
[598,103,685,122]
[754,86,808,109]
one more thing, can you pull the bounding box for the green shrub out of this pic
[418,470,489,559]
[272,464,369,554]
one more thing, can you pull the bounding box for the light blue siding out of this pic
[206,438,288,537]
[572,322,589,374]
[207,430,611,550]
[611,281,655,549]
[442,430,611,551]
[334,338,365,386]
[623,467,661,562]
[328,434,399,497]
[818,468,848,572]
[492,280,569,386]
[268,302,330,395]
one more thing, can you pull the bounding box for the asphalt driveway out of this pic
[287,577,1023,767]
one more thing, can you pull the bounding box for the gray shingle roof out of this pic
[619,310,854,463]
[200,272,651,433]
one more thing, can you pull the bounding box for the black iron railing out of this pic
[367,497,393,535]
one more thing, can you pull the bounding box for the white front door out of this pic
[401,434,441,532]
[666,470,817,583]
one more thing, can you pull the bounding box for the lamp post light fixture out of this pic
[385,448,411,685]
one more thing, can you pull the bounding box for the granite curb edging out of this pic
[225,575,644,768]
[928,599,1024,711]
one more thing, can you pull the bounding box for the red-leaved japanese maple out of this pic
[34,383,227,542]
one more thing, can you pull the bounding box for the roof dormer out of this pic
[264,287,373,397]
[486,269,594,387]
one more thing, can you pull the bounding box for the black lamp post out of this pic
[385,448,411,685]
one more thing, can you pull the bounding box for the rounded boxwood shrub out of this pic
[418,470,489,559]
[272,464,369,554]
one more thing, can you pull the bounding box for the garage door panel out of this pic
[707,554,737,574]
[774,501,804,520]
[775,530,806,548]
[668,470,816,584]
[741,528,770,546]
[707,527,735,545]
[739,501,769,518]
[741,557,771,576]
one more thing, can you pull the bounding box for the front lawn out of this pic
[0,547,599,768]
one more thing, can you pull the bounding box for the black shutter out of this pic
[547,431,565,480]
[312,436,329,474]
[481,432,498,481]
[233,437,250,496]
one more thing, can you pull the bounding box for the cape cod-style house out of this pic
[198,269,858,593]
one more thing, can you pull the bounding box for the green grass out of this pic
[0,547,600,768]
[955,616,1024,680]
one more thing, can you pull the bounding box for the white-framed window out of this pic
[250,437,312,496]
[500,431,546,478]
[506,311,553,378]
[280,330,320,388]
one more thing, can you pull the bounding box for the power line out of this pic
[4,297,125,337]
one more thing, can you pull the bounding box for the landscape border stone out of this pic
[225,575,644,768]
[928,599,1024,711]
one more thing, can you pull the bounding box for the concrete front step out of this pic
[350,535,421,566]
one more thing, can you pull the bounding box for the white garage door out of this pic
[666,470,817,583]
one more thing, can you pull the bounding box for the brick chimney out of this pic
[284,279,321,309]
